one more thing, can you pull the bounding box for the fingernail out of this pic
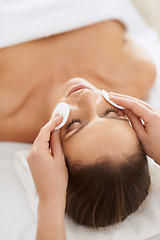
[54,114,62,119]
[52,113,60,117]
[50,114,62,121]
[109,92,117,95]
[55,114,61,118]
[108,94,118,99]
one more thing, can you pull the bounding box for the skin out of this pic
[57,78,139,165]
[0,20,156,142]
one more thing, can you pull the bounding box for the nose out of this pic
[77,89,98,119]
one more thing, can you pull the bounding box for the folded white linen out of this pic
[0,0,158,49]
[15,151,160,240]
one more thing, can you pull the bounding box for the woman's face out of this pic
[58,78,139,165]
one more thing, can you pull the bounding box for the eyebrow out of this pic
[65,117,128,141]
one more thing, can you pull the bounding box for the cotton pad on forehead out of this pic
[52,102,70,130]
[101,90,125,110]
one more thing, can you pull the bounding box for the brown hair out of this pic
[65,146,150,228]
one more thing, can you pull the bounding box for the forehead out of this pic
[63,118,138,164]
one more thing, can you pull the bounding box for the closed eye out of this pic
[65,107,119,131]
[64,114,128,141]
[101,107,119,117]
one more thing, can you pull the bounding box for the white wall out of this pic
[131,0,160,38]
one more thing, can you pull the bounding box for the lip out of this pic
[67,84,91,97]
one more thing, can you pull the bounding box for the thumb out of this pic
[50,130,64,159]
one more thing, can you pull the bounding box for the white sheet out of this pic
[0,142,36,240]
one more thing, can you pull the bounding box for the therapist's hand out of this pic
[27,114,68,209]
[27,114,68,240]
[109,92,160,165]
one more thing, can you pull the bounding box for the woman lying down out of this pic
[0,18,158,240]
[27,79,160,240]
[48,78,150,228]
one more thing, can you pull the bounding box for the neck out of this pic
[0,20,155,142]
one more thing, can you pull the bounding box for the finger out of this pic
[108,95,153,123]
[124,110,146,140]
[109,92,154,110]
[50,130,64,159]
[34,115,63,146]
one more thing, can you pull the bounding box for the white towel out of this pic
[15,151,160,240]
[0,0,158,49]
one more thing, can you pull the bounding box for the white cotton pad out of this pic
[52,102,70,130]
[101,90,125,110]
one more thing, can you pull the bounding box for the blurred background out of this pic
[131,0,160,38]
